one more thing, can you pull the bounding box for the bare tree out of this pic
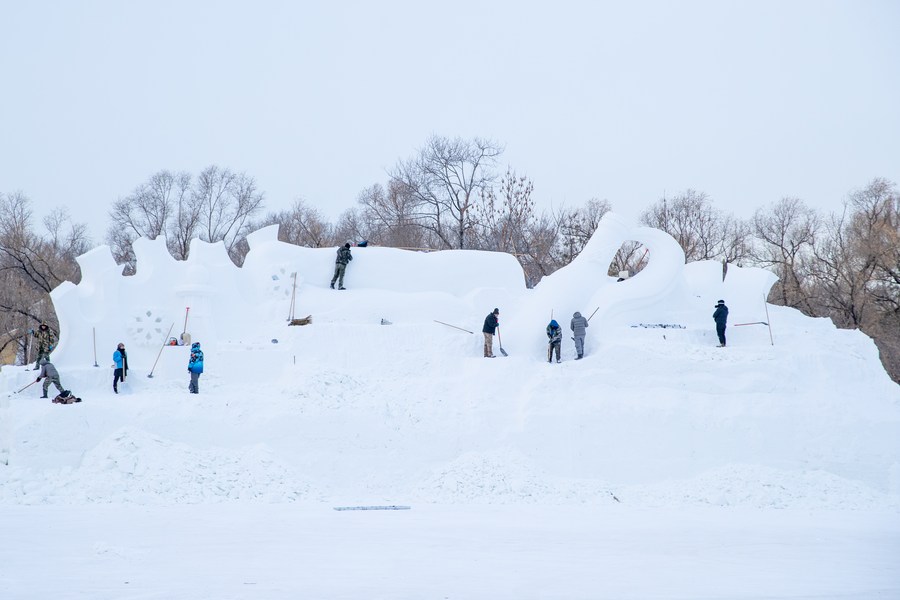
[847,178,900,314]
[749,197,819,311]
[476,168,550,285]
[257,200,335,248]
[640,190,744,262]
[357,181,431,248]
[557,198,612,265]
[106,170,191,270]
[475,168,535,251]
[191,166,265,264]
[167,178,203,262]
[809,207,878,328]
[610,241,649,278]
[390,135,502,249]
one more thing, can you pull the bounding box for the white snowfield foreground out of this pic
[1,213,899,598]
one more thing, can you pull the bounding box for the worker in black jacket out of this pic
[713,299,729,347]
[482,308,500,358]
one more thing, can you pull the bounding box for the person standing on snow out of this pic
[330,243,353,290]
[112,342,128,394]
[188,342,204,393]
[31,322,55,370]
[482,308,500,358]
[713,299,729,347]
[35,357,64,398]
[546,319,562,363]
[570,311,589,360]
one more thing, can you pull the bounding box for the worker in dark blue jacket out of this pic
[713,300,729,347]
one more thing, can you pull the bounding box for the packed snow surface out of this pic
[1,213,898,598]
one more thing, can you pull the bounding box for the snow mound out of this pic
[0,427,309,505]
[626,464,900,510]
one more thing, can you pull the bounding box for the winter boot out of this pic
[339,286,346,290]
[41,393,48,398]
[33,365,39,370]
[330,282,335,289]
[575,355,583,360]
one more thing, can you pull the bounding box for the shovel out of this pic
[496,327,509,357]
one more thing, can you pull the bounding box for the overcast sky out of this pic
[2,0,898,243]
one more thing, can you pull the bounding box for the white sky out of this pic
[1,0,898,242]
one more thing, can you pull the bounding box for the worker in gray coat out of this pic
[35,357,65,398]
[570,311,589,360]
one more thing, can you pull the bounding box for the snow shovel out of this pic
[496,327,509,357]
[180,307,191,345]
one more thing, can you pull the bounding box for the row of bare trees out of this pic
[0,136,897,381]
[106,166,264,271]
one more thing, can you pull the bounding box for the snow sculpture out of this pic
[43,213,777,373]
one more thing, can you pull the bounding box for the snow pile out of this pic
[626,464,900,510]
[0,427,308,504]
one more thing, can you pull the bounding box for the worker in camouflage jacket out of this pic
[32,322,55,370]
[330,243,353,290]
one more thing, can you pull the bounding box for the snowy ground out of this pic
[4,504,899,600]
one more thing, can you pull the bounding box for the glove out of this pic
[48,345,54,351]
[35,377,40,382]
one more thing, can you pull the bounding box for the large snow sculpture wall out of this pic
[45,215,777,373]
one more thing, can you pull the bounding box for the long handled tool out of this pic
[587,306,600,321]
[763,295,774,346]
[15,380,38,394]
[148,322,175,378]
[496,327,509,357]
[288,272,298,321]
[180,307,191,344]
[434,320,473,334]
[92,327,99,367]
